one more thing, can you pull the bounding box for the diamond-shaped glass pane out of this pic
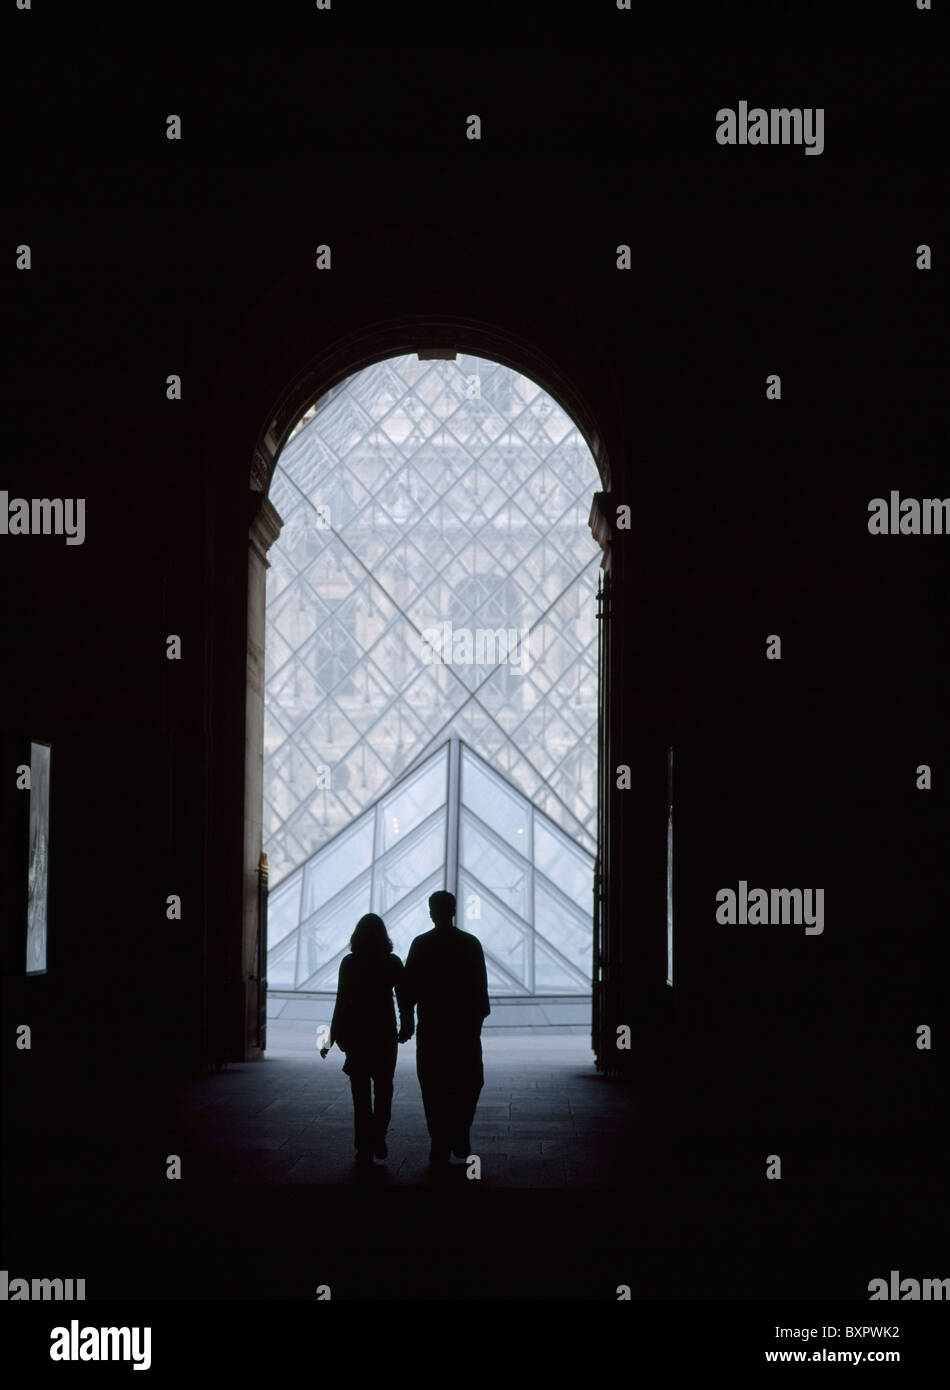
[368,698,430,779]
[374,812,445,914]
[461,811,530,919]
[267,932,300,989]
[268,870,302,948]
[475,664,544,733]
[461,747,532,856]
[269,577,328,653]
[278,503,334,574]
[534,878,591,975]
[301,814,374,920]
[459,870,529,987]
[297,947,351,993]
[378,748,447,853]
[383,871,446,964]
[534,817,592,909]
[297,873,372,987]
[534,938,590,992]
[331,738,393,811]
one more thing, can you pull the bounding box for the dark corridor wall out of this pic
[2,43,946,1164]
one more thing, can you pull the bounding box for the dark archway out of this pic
[257,347,608,1048]
[194,230,635,1070]
[225,299,620,1064]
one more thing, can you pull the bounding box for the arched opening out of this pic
[241,326,614,1065]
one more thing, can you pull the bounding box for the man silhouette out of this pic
[404,890,490,1163]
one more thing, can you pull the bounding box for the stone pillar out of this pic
[588,491,613,576]
[243,495,283,1059]
[588,492,613,1069]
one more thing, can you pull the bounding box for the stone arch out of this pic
[249,314,613,500]
[228,294,619,1063]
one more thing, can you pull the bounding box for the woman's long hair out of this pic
[349,912,392,957]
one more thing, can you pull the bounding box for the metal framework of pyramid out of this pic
[266,737,593,996]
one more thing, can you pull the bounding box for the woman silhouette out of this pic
[325,913,413,1163]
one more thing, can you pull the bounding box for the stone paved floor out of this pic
[201,1033,639,1187]
[3,1036,944,1300]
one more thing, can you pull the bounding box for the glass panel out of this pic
[298,615,362,691]
[401,663,470,733]
[476,575,543,634]
[374,812,445,914]
[460,811,530,919]
[268,577,328,653]
[264,705,291,758]
[297,947,350,993]
[269,740,327,812]
[333,586,399,657]
[266,932,299,989]
[290,790,363,861]
[533,938,589,993]
[312,390,373,461]
[461,749,531,857]
[331,739,393,809]
[268,469,305,522]
[330,663,398,737]
[267,869,303,948]
[301,814,374,920]
[369,701,431,780]
[447,706,506,761]
[278,503,334,575]
[265,825,310,885]
[265,627,294,682]
[375,465,439,527]
[266,654,326,737]
[484,956,526,996]
[534,878,591,976]
[372,537,437,607]
[533,817,592,909]
[297,872,372,987]
[506,702,575,780]
[491,743,544,800]
[471,665,543,734]
[365,619,428,692]
[296,702,360,770]
[459,871,529,987]
[381,870,445,965]
[512,463,576,528]
[530,785,595,856]
[522,620,580,691]
[476,497,543,570]
[279,415,337,493]
[546,747,597,842]
[378,748,447,853]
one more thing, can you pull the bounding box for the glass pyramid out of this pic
[263,353,600,994]
[267,739,593,995]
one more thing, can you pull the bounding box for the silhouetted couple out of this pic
[326,891,490,1164]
